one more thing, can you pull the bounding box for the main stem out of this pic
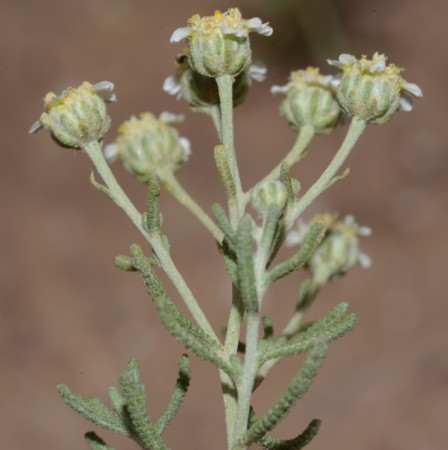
[215,74,246,447]
[216,74,244,223]
[83,141,218,342]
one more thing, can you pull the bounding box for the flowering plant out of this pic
[30,7,421,450]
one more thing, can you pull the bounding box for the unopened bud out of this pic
[29,81,116,148]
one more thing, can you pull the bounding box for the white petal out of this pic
[99,92,117,103]
[358,226,372,237]
[399,95,413,112]
[103,143,119,163]
[368,58,386,72]
[222,22,239,36]
[163,75,182,97]
[179,137,191,161]
[271,84,289,94]
[93,81,115,92]
[170,27,191,44]
[404,82,423,97]
[358,252,372,269]
[247,17,273,36]
[339,53,356,65]
[29,120,43,134]
[159,111,184,124]
[249,62,267,82]
[331,76,341,88]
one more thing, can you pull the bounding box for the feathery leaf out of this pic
[156,354,191,434]
[244,339,328,445]
[57,384,128,435]
[119,359,166,450]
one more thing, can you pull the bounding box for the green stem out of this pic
[216,74,244,223]
[286,118,366,229]
[209,105,223,141]
[243,125,315,205]
[83,141,218,342]
[221,286,245,444]
[160,171,223,242]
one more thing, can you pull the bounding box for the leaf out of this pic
[156,354,191,434]
[214,144,236,200]
[155,295,237,381]
[259,303,357,365]
[113,254,136,272]
[236,216,259,313]
[266,219,327,282]
[256,418,321,450]
[57,384,128,436]
[129,244,165,298]
[84,431,115,450]
[244,339,328,445]
[212,203,237,245]
[119,359,166,450]
[142,176,161,235]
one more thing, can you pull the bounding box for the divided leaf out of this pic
[244,339,328,445]
[267,220,327,282]
[259,303,357,365]
[236,216,259,313]
[57,384,128,436]
[156,354,191,434]
[84,431,115,450]
[119,359,166,450]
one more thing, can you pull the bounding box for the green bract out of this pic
[170,8,272,78]
[29,81,116,148]
[104,112,190,182]
[328,52,423,124]
[272,67,340,134]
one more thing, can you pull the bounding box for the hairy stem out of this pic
[83,141,218,342]
[286,118,366,229]
[160,171,223,242]
[244,125,315,205]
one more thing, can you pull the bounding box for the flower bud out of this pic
[272,67,340,134]
[287,214,371,282]
[170,9,272,78]
[328,53,423,124]
[251,180,288,216]
[163,55,267,111]
[104,112,190,182]
[29,81,116,148]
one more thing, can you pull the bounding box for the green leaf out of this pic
[156,354,191,434]
[129,244,165,298]
[262,316,274,340]
[280,163,301,205]
[119,359,166,450]
[57,384,128,435]
[84,431,115,450]
[256,418,321,450]
[155,295,237,380]
[236,216,259,313]
[212,203,237,245]
[108,386,133,432]
[142,176,161,235]
[214,144,236,200]
[267,219,327,282]
[244,339,328,445]
[113,254,136,272]
[261,205,283,252]
[259,303,357,365]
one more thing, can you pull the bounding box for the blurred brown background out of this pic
[1,0,447,449]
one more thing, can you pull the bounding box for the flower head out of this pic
[328,52,422,124]
[272,67,341,134]
[163,54,267,111]
[287,214,371,282]
[170,9,272,77]
[29,81,116,148]
[104,112,190,182]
